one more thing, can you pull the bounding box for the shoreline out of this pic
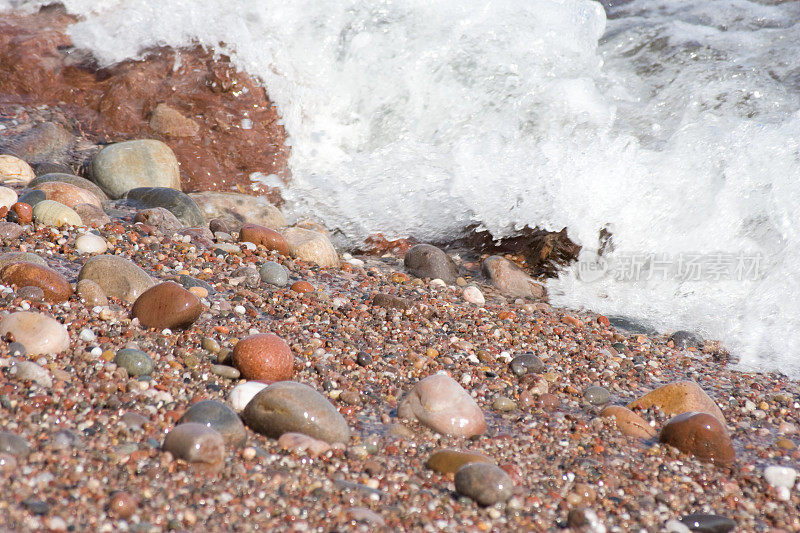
[0,7,798,533]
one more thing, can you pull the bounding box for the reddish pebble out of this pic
[131,281,203,330]
[290,280,314,294]
[597,315,610,327]
[231,333,294,382]
[659,411,735,467]
[536,393,559,411]
[238,223,290,256]
[0,262,72,303]
[108,491,138,519]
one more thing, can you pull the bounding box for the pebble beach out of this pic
[1,6,800,533]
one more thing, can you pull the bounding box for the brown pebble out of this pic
[659,411,735,467]
[108,491,138,519]
[231,333,294,382]
[0,221,23,239]
[601,405,657,439]
[425,449,492,474]
[290,280,314,294]
[76,279,108,306]
[536,393,559,411]
[1,262,72,303]
[238,223,290,256]
[131,281,203,330]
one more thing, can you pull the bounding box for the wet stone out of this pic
[108,492,138,519]
[425,449,492,474]
[669,330,703,349]
[493,396,516,412]
[189,191,286,233]
[259,261,289,287]
[178,400,247,448]
[0,252,46,270]
[11,202,32,224]
[231,266,261,288]
[32,200,82,227]
[482,255,544,299]
[210,364,240,380]
[32,181,102,209]
[231,333,294,382]
[114,349,154,377]
[16,285,44,301]
[126,186,205,227]
[1,261,72,303]
[398,374,486,437]
[454,463,513,506]
[372,293,411,311]
[629,381,726,424]
[659,412,735,467]
[0,222,23,239]
[510,353,546,376]
[404,244,458,284]
[583,386,611,406]
[229,381,269,412]
[600,405,657,439]
[78,254,155,303]
[0,311,70,355]
[162,422,225,471]
[75,279,108,306]
[0,431,31,457]
[238,223,290,256]
[92,140,181,199]
[282,227,340,268]
[242,381,350,444]
[679,513,736,533]
[27,173,109,204]
[131,281,203,330]
[178,274,216,295]
[74,232,107,254]
[18,189,46,208]
[133,207,184,235]
[9,360,52,388]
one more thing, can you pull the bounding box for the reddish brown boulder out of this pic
[238,223,290,256]
[0,262,72,303]
[231,333,293,382]
[131,281,202,330]
[33,182,103,209]
[290,281,314,294]
[659,412,735,467]
[628,381,726,424]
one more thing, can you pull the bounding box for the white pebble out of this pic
[79,328,96,342]
[430,279,446,287]
[234,305,246,314]
[347,258,364,266]
[229,381,269,412]
[664,520,692,533]
[462,285,485,306]
[75,233,108,254]
[0,155,35,185]
[0,186,18,209]
[90,347,103,357]
[764,465,797,491]
[241,242,257,251]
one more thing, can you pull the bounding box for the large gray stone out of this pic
[404,244,458,284]
[188,191,286,232]
[178,400,247,448]
[78,254,155,303]
[92,139,180,199]
[125,187,205,227]
[242,381,350,444]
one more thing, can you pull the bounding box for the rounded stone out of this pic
[125,187,205,227]
[583,386,611,406]
[78,254,155,303]
[404,244,458,284]
[0,155,35,185]
[28,173,110,204]
[0,186,18,209]
[231,333,294,382]
[425,449,493,474]
[108,492,138,519]
[131,281,203,330]
[18,189,46,208]
[178,400,247,448]
[73,204,111,228]
[32,200,82,227]
[92,139,181,199]
[259,261,289,287]
[510,353,547,376]
[32,181,103,209]
[188,191,287,233]
[133,207,184,235]
[600,405,657,439]
[210,364,240,380]
[75,279,108,306]
[659,412,735,467]
[0,252,46,270]
[0,311,70,355]
[229,381,269,413]
[114,348,155,377]
[0,431,31,457]
[398,374,487,437]
[0,222,24,239]
[9,360,52,388]
[462,285,485,306]
[669,330,703,350]
[178,274,216,296]
[282,227,340,268]
[241,381,350,444]
[454,463,513,506]
[11,203,32,224]
[481,255,545,299]
[492,396,516,412]
[16,285,44,301]
[74,233,108,254]
[679,513,736,533]
[628,381,726,424]
[239,223,290,256]
[290,280,314,294]
[162,422,225,470]
[0,262,72,303]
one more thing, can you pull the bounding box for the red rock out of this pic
[10,203,32,224]
[659,412,735,467]
[149,103,200,138]
[131,281,203,330]
[597,315,610,327]
[425,449,492,474]
[238,223,290,256]
[231,333,294,382]
[0,262,72,303]
[290,281,314,294]
[601,405,657,439]
[536,393,559,411]
[628,381,726,424]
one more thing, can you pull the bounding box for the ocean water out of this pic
[3,0,800,377]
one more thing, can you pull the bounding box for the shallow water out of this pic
[3,0,800,378]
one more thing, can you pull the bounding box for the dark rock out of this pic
[125,187,205,227]
[18,189,46,208]
[669,330,703,349]
[510,353,546,376]
[371,293,411,310]
[404,244,458,284]
[679,513,736,533]
[454,463,513,506]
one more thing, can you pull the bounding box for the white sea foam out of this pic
[4,0,800,377]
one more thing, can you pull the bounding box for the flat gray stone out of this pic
[78,254,155,303]
[178,400,246,447]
